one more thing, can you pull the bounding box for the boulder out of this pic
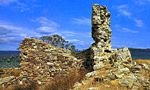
[118,74,137,88]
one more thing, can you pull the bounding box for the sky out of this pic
[0,0,150,50]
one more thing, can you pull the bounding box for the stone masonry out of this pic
[0,3,149,90]
[92,4,111,49]
[72,4,150,90]
[90,4,132,71]
[18,38,82,85]
[90,4,113,70]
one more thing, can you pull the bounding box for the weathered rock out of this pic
[131,86,139,90]
[113,48,132,63]
[131,65,142,73]
[88,87,99,90]
[140,63,149,70]
[114,67,130,78]
[93,62,104,70]
[85,71,97,78]
[118,74,137,88]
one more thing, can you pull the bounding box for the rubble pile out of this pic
[73,4,150,90]
[19,38,82,83]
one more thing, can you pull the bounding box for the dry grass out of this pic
[134,59,150,65]
[3,68,87,90]
[42,68,87,90]
[134,59,150,78]
[0,68,20,78]
[9,81,37,90]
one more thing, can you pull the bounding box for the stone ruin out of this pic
[91,4,111,50]
[90,4,132,71]
[19,38,82,84]
[73,4,150,90]
[0,3,149,90]
[0,39,82,87]
[90,4,112,70]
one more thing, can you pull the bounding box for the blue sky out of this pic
[0,0,150,50]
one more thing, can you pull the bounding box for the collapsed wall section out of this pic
[19,38,82,83]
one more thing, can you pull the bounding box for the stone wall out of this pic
[19,38,82,84]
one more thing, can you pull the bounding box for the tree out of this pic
[65,43,76,51]
[40,34,76,51]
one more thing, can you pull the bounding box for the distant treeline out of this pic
[0,51,20,68]
[129,48,150,59]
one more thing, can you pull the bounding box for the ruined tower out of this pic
[90,4,132,71]
[90,4,112,70]
[92,4,111,50]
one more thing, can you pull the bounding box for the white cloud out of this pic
[15,2,30,12]
[0,23,24,31]
[0,0,35,12]
[37,26,57,33]
[0,22,41,43]
[67,39,86,45]
[134,19,143,27]
[36,17,59,27]
[122,27,138,33]
[117,5,131,17]
[60,31,78,37]
[114,24,138,33]
[116,5,145,28]
[35,17,59,34]
[135,0,150,5]
[0,17,91,49]
[35,17,83,38]
[67,39,80,42]
[0,0,17,5]
[72,17,91,26]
